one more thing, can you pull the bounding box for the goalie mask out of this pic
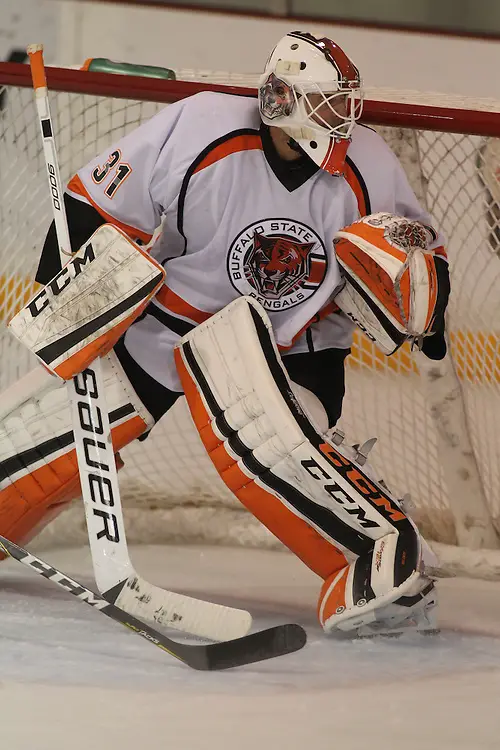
[258,31,363,175]
[333,213,440,355]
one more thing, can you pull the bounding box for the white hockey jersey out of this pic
[67,91,446,392]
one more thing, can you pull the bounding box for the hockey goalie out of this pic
[0,31,450,638]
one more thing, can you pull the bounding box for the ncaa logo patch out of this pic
[227,219,327,310]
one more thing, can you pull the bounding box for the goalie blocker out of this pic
[9,224,166,380]
[174,297,437,636]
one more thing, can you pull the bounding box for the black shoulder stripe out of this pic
[177,128,261,254]
[345,155,372,216]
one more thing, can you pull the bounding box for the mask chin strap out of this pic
[285,129,351,176]
[297,135,350,176]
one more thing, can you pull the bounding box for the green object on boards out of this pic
[85,58,176,80]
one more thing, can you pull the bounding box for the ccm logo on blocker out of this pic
[28,242,96,318]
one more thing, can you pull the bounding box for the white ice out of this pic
[1,545,500,749]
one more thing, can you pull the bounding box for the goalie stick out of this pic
[0,534,307,670]
[26,44,252,642]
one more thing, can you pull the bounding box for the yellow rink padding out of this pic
[1,275,499,385]
[450,330,500,385]
[0,275,40,323]
[347,329,500,384]
[347,333,418,376]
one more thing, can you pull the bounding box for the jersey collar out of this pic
[260,124,319,192]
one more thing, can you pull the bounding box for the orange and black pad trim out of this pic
[176,300,419,583]
[0,405,145,551]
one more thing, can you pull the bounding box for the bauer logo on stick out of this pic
[73,367,121,545]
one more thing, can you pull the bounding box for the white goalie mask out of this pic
[258,31,363,175]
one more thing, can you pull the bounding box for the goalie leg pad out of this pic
[0,352,153,549]
[178,355,350,578]
[8,224,166,380]
[175,297,422,598]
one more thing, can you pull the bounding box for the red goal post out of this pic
[1,61,500,577]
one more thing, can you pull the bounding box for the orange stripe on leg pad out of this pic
[0,414,146,553]
[318,566,349,627]
[175,347,348,580]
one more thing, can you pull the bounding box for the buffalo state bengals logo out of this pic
[228,219,327,310]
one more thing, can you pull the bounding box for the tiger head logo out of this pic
[228,219,327,310]
[246,231,316,299]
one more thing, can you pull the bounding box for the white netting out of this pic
[1,70,500,566]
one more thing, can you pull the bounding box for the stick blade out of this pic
[183,623,307,671]
[104,576,253,641]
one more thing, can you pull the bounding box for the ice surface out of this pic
[1,545,500,749]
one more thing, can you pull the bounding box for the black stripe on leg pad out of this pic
[395,524,420,586]
[180,339,372,558]
[352,551,376,605]
[246,304,416,537]
[180,299,418,562]
[0,404,135,483]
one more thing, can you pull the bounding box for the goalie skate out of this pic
[354,580,439,638]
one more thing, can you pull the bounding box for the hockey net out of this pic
[1,62,499,577]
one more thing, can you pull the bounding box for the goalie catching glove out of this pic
[333,212,446,355]
[174,296,438,637]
